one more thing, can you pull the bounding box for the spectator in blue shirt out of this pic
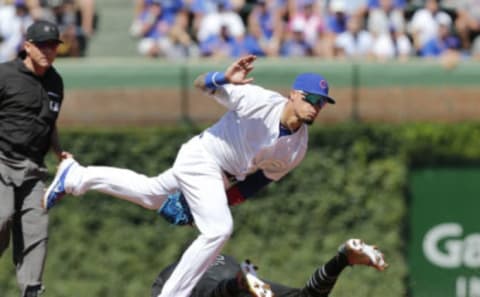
[323,0,349,57]
[325,0,349,34]
[199,24,242,58]
[189,0,242,40]
[132,0,172,57]
[131,0,196,58]
[420,13,461,57]
[241,33,266,56]
[356,0,406,19]
[280,18,313,57]
[131,0,185,34]
[246,0,284,56]
[367,0,407,9]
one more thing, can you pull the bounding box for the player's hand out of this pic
[225,55,256,85]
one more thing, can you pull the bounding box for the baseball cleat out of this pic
[339,239,388,271]
[42,158,77,210]
[238,259,274,297]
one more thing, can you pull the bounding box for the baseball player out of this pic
[42,54,336,297]
[151,239,388,297]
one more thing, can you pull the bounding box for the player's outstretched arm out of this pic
[193,55,256,93]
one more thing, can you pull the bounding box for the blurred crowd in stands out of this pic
[2,0,480,62]
[128,0,480,61]
[0,0,96,61]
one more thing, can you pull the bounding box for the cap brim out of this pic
[317,94,335,104]
[326,96,335,104]
[297,90,336,104]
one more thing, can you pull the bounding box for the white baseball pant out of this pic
[63,136,233,297]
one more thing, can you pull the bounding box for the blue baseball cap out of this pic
[292,73,336,104]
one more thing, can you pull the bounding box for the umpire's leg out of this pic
[0,178,14,257]
[13,179,48,297]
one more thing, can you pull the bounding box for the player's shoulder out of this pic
[236,84,285,101]
[226,83,273,93]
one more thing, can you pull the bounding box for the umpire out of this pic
[0,20,71,297]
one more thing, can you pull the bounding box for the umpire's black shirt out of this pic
[0,58,64,165]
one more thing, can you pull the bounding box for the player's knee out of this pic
[219,222,234,239]
[201,232,231,248]
[205,220,234,243]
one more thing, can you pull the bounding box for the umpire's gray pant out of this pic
[0,156,48,297]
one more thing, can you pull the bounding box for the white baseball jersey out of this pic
[60,83,309,297]
[198,83,308,182]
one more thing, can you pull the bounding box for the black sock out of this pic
[324,251,349,276]
[304,252,349,297]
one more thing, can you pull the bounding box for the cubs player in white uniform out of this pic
[42,54,336,297]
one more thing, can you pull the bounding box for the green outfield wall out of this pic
[55,58,480,89]
[53,58,480,126]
